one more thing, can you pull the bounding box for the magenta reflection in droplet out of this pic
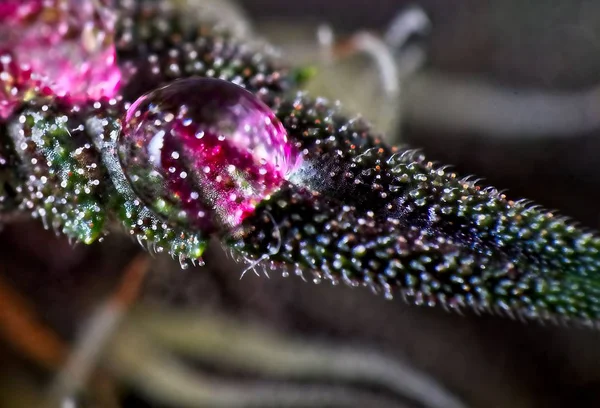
[118,77,301,233]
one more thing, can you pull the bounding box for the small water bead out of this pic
[119,77,302,233]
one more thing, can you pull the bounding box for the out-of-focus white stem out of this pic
[44,255,149,408]
[308,7,430,140]
[317,24,335,64]
[403,71,600,137]
[385,6,431,49]
[108,325,409,408]
[131,308,466,408]
[172,0,252,37]
[350,32,401,97]
[44,302,125,408]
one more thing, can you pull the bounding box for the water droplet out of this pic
[119,78,302,233]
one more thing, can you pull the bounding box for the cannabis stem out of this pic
[2,0,600,325]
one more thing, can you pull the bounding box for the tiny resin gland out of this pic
[118,77,302,234]
[0,0,121,118]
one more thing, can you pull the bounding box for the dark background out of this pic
[3,1,600,407]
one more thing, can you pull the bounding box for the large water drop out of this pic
[119,77,301,233]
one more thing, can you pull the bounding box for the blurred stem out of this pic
[129,307,465,408]
[403,71,600,137]
[0,273,67,371]
[299,7,429,140]
[171,0,252,37]
[45,254,150,408]
[330,31,401,97]
[108,324,408,408]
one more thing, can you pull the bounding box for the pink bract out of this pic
[0,0,121,118]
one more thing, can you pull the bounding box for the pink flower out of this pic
[0,0,121,118]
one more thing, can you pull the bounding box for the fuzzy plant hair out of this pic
[1,0,600,328]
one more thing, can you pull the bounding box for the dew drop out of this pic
[119,78,302,233]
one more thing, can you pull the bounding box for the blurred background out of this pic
[2,1,600,407]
